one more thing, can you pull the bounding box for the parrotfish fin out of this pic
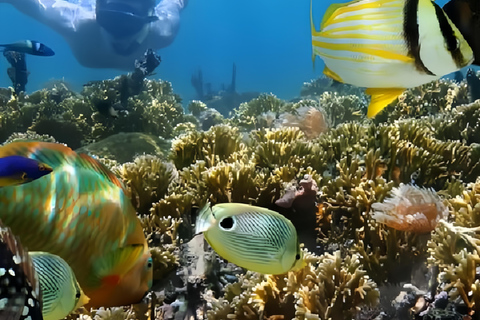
[323,66,344,83]
[195,202,215,234]
[101,275,121,286]
[365,88,404,118]
[76,153,125,191]
[93,244,145,286]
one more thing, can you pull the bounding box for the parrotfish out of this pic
[195,202,304,275]
[0,41,55,56]
[0,141,153,308]
[0,155,53,187]
[30,252,89,320]
[310,0,475,118]
[0,223,43,320]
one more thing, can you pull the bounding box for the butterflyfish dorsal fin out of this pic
[365,88,405,118]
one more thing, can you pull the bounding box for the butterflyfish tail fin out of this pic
[195,202,215,235]
[365,88,405,118]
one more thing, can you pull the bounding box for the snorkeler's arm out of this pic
[1,0,94,37]
[148,0,188,48]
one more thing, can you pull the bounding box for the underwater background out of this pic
[4,0,480,319]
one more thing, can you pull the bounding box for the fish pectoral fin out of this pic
[365,88,405,118]
[323,66,344,83]
[92,245,145,285]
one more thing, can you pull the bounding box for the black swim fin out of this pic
[443,0,480,66]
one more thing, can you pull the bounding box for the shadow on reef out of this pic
[6,71,480,319]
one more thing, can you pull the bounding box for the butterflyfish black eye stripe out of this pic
[432,1,467,68]
[403,0,436,76]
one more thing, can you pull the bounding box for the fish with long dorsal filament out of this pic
[310,0,475,118]
[0,141,153,308]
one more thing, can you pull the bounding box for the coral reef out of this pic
[6,70,480,319]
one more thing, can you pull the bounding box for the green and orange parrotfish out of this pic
[0,155,53,187]
[0,141,153,308]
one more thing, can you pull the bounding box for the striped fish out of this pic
[0,141,152,308]
[0,223,43,320]
[30,253,89,320]
[310,0,475,117]
[195,203,304,275]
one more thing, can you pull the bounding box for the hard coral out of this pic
[205,250,379,320]
[113,155,177,215]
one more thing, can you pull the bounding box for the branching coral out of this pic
[113,155,177,215]
[170,124,245,169]
[205,250,379,320]
[428,220,480,314]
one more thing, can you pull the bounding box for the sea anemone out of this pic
[371,184,448,233]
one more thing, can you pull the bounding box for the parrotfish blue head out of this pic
[0,155,53,187]
[0,41,54,57]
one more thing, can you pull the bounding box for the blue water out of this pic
[0,0,454,102]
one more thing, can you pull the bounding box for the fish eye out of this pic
[295,254,301,260]
[219,217,235,230]
[76,291,81,299]
[146,257,153,269]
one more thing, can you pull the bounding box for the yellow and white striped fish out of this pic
[311,0,474,117]
[195,203,304,275]
[30,252,89,320]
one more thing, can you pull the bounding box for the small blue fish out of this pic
[0,155,53,187]
[0,41,54,56]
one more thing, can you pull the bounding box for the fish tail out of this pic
[195,202,215,234]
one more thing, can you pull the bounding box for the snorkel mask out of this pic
[96,0,158,54]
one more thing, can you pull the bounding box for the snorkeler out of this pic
[0,0,187,70]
